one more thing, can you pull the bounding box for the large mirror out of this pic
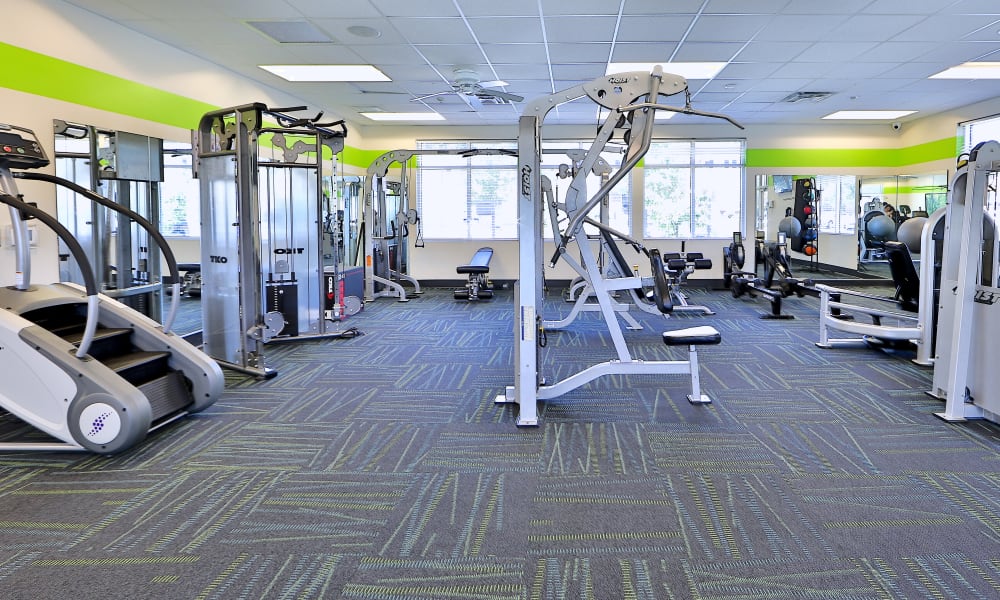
[857,173,948,277]
[758,172,948,282]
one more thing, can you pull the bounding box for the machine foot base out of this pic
[933,412,968,422]
[688,394,712,404]
[761,314,794,320]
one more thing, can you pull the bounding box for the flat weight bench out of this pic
[454,247,494,301]
[662,325,722,404]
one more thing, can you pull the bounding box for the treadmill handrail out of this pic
[0,193,100,358]
[13,172,182,334]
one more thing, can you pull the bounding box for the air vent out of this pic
[247,20,333,44]
[781,91,834,103]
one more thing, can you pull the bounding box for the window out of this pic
[160,143,200,237]
[415,140,631,240]
[959,113,1000,155]
[416,142,518,239]
[643,140,744,238]
[815,175,857,235]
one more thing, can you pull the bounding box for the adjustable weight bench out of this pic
[454,247,494,301]
[662,325,722,404]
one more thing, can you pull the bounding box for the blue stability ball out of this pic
[896,216,926,253]
[867,214,897,242]
[779,216,802,238]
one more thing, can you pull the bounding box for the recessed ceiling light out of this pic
[929,62,1000,79]
[259,65,390,82]
[360,112,445,121]
[822,110,917,120]
[606,62,727,80]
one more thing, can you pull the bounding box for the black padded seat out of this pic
[178,263,201,273]
[456,247,493,275]
[662,325,722,346]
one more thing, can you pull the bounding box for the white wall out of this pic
[5,0,1000,288]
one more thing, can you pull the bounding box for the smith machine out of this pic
[496,67,743,426]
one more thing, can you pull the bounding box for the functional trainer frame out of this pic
[193,103,350,378]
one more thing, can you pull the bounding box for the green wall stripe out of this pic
[747,137,958,169]
[0,42,215,130]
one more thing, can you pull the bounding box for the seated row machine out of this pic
[454,247,494,301]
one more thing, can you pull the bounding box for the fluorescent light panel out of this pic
[360,112,444,121]
[607,62,727,80]
[259,64,390,82]
[822,110,917,120]
[930,62,1000,79]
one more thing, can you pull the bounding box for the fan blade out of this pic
[410,91,453,102]
[479,89,524,103]
[478,79,510,88]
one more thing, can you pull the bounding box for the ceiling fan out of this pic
[412,68,524,105]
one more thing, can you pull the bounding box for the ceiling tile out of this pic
[717,62,783,79]
[795,42,879,63]
[388,18,474,44]
[409,44,483,66]
[624,0,705,14]
[685,15,774,42]
[890,16,992,42]
[481,43,550,64]
[610,42,679,62]
[467,17,543,44]
[616,15,696,42]
[704,0,789,13]
[350,44,435,66]
[551,64,608,81]
[672,42,745,62]
[544,16,618,43]
[286,0,380,18]
[458,0,539,17]
[370,0,460,17]
[824,14,928,42]
[311,19,407,45]
[755,15,852,41]
[863,0,957,14]
[547,43,613,63]
[540,0,618,16]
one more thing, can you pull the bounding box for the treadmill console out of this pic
[0,124,49,169]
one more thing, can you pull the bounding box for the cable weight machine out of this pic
[194,103,356,378]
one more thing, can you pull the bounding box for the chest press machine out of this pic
[495,66,743,426]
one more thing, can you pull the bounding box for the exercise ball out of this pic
[803,243,818,256]
[866,214,897,242]
[778,216,802,239]
[896,216,927,253]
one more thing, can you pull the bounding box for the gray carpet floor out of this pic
[0,286,997,599]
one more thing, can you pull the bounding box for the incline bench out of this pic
[454,247,494,301]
